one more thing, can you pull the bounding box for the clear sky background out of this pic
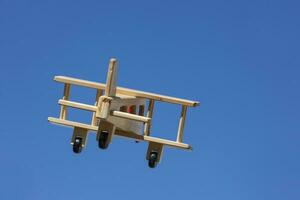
[0,0,299,199]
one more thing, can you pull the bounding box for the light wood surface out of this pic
[91,89,103,125]
[144,136,191,150]
[49,57,198,161]
[48,117,98,131]
[58,99,149,122]
[48,117,192,150]
[105,58,118,96]
[111,110,151,123]
[96,59,117,119]
[144,99,154,136]
[59,83,71,119]
[97,96,113,119]
[107,98,145,134]
[176,105,187,142]
[59,99,97,112]
[54,76,199,107]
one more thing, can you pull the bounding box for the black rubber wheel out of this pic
[98,131,109,149]
[73,137,83,154]
[148,151,158,168]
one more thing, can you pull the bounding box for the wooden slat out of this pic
[111,111,151,123]
[54,76,199,107]
[48,117,192,150]
[91,89,103,125]
[143,99,154,136]
[59,83,71,119]
[58,99,97,112]
[48,117,98,131]
[176,105,187,142]
[144,136,191,150]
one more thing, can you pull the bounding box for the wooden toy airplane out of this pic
[48,58,199,168]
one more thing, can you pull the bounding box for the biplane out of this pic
[48,58,199,168]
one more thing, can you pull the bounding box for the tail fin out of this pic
[104,58,118,97]
[96,58,118,119]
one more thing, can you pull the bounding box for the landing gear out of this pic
[146,142,163,168]
[98,131,109,149]
[73,137,83,154]
[148,151,158,168]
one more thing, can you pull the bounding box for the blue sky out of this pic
[0,0,299,199]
